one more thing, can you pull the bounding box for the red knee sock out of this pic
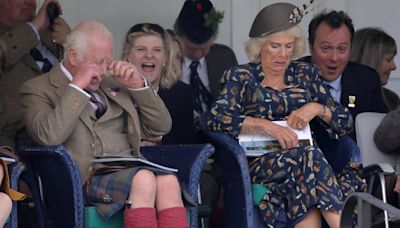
[158,207,188,228]
[124,207,157,228]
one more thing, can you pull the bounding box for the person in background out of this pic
[174,1,237,225]
[0,39,26,228]
[204,2,366,227]
[350,27,400,111]
[174,0,237,127]
[121,24,195,145]
[375,106,400,192]
[20,21,188,228]
[0,0,70,98]
[0,157,12,227]
[298,10,387,173]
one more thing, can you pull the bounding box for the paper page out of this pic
[238,120,313,157]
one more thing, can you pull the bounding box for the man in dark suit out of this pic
[299,10,387,172]
[174,1,237,226]
[174,0,237,116]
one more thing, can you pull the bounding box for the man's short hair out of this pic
[308,10,354,47]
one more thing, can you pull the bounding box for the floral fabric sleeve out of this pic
[205,66,250,138]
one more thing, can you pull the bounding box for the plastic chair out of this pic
[355,112,398,228]
[340,192,400,228]
[199,114,267,228]
[17,143,214,228]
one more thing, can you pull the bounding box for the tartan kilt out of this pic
[85,166,172,219]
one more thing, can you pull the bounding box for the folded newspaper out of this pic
[91,156,178,173]
[238,120,313,157]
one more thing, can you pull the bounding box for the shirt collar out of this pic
[60,61,73,81]
[324,74,342,91]
[183,56,206,68]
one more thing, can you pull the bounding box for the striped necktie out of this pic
[86,91,107,118]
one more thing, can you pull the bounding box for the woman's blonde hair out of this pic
[121,23,180,89]
[245,25,306,63]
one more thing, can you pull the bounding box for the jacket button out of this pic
[103,194,112,203]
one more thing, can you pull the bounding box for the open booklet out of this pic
[91,156,178,173]
[238,120,313,157]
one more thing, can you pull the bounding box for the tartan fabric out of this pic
[85,166,171,219]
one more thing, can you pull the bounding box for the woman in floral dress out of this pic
[204,2,366,228]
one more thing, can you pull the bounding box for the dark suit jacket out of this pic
[158,81,195,145]
[205,43,237,99]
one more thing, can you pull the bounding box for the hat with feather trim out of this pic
[249,1,315,38]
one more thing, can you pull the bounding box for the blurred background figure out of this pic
[350,27,400,111]
[174,0,237,130]
[0,0,70,98]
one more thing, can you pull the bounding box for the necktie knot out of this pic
[85,90,107,118]
[190,61,199,70]
[30,48,52,73]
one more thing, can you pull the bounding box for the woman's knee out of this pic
[131,169,156,193]
[156,174,180,190]
[0,192,12,214]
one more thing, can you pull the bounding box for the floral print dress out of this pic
[205,61,366,226]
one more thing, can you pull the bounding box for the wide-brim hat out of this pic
[249,2,299,38]
[176,0,216,44]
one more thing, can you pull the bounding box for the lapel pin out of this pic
[348,95,356,108]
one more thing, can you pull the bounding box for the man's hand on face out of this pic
[108,60,144,89]
[71,63,103,90]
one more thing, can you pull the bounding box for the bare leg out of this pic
[0,165,12,227]
[128,169,156,208]
[320,209,340,228]
[155,174,183,211]
[295,209,321,228]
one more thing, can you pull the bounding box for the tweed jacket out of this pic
[0,23,60,98]
[205,43,237,99]
[19,64,172,181]
[0,90,23,149]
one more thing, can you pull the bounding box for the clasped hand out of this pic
[72,60,143,90]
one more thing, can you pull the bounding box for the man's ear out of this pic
[67,48,79,66]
